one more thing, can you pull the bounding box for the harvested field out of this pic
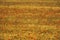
[0,1,60,40]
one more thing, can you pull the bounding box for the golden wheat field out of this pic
[0,0,60,40]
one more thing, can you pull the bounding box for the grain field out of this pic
[0,1,60,40]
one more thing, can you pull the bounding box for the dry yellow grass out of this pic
[0,2,60,40]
